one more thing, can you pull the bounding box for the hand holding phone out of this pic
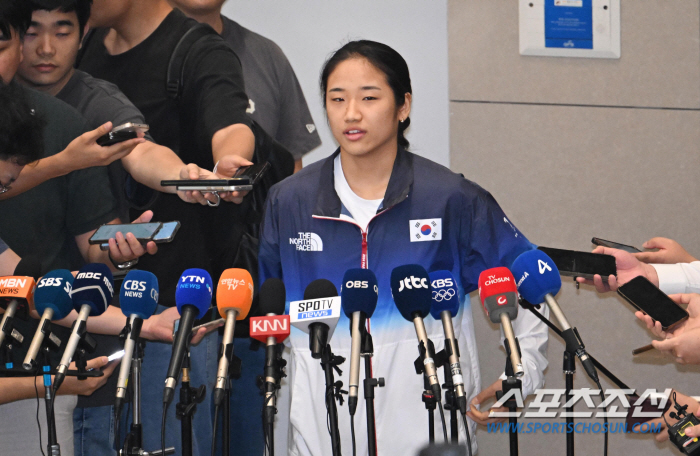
[161,162,270,193]
[618,276,688,332]
[591,237,642,254]
[97,123,149,146]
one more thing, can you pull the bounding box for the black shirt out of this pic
[79,9,252,304]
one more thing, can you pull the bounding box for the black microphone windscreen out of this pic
[303,279,338,300]
[14,256,43,279]
[259,278,286,315]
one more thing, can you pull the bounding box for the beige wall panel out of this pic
[452,102,700,455]
[449,0,700,109]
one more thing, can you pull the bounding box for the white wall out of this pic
[223,0,450,167]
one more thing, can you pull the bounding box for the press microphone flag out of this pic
[0,256,41,348]
[341,268,378,416]
[290,279,342,359]
[163,269,212,405]
[250,278,289,344]
[23,270,74,370]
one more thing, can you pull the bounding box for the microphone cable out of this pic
[460,412,473,456]
[437,400,449,442]
[350,413,357,456]
[595,378,608,456]
[161,404,167,456]
[34,368,46,456]
[114,406,122,453]
[211,403,220,456]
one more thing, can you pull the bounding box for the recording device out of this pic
[478,267,524,378]
[22,270,74,370]
[390,264,441,398]
[99,221,180,250]
[512,249,599,382]
[250,278,289,427]
[163,269,212,405]
[108,350,125,362]
[289,279,342,359]
[429,270,468,414]
[115,270,159,412]
[89,222,162,245]
[591,237,642,253]
[161,162,270,192]
[537,246,617,282]
[341,268,379,416]
[54,264,114,392]
[0,257,41,351]
[617,276,689,332]
[666,392,700,455]
[96,122,149,146]
[213,268,254,406]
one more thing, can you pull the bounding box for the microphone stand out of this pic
[258,342,287,456]
[359,322,384,456]
[0,312,24,369]
[121,338,175,456]
[440,362,459,442]
[496,337,522,456]
[175,350,206,456]
[414,338,444,443]
[320,343,346,456]
[37,322,62,456]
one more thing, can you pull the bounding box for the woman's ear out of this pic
[399,92,412,121]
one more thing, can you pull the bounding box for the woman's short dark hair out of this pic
[29,0,92,39]
[320,40,412,149]
[0,83,45,166]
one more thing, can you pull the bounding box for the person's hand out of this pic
[61,122,145,171]
[635,237,698,265]
[641,392,699,442]
[575,246,658,293]
[175,164,221,206]
[466,378,508,425]
[212,155,254,204]
[635,293,700,340]
[684,405,700,439]
[141,307,218,345]
[58,356,119,396]
[107,211,158,264]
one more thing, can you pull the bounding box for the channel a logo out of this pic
[289,232,323,252]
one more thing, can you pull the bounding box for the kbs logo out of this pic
[289,232,323,252]
[410,218,442,242]
[431,278,454,289]
[397,276,429,292]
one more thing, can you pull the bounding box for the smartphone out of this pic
[617,276,689,331]
[172,318,224,339]
[537,246,617,281]
[89,222,162,245]
[108,349,125,362]
[96,122,149,146]
[591,237,642,253]
[100,221,180,250]
[160,162,270,192]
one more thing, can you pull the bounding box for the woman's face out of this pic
[325,57,410,159]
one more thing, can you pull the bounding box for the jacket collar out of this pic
[313,147,413,218]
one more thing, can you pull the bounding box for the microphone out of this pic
[213,268,254,406]
[250,278,289,426]
[0,256,41,348]
[22,270,74,370]
[340,268,378,416]
[390,264,441,398]
[429,270,467,415]
[163,269,212,405]
[511,249,599,382]
[54,263,114,392]
[477,267,524,378]
[289,279,342,359]
[114,270,159,413]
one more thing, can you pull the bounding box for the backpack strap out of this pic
[166,23,224,100]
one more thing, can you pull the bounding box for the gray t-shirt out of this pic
[57,70,153,221]
[221,17,321,160]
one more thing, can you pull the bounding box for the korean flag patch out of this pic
[410,219,442,242]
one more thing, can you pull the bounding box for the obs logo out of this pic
[397,276,428,292]
[344,280,379,294]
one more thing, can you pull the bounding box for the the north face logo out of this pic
[289,232,323,251]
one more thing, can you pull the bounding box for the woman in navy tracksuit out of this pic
[258,40,549,456]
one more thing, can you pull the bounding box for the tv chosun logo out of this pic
[432,288,455,302]
[289,232,323,251]
[410,218,442,242]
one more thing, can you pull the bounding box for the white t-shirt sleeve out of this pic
[652,262,700,295]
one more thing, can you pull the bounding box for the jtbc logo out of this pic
[398,276,429,292]
[431,278,454,289]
